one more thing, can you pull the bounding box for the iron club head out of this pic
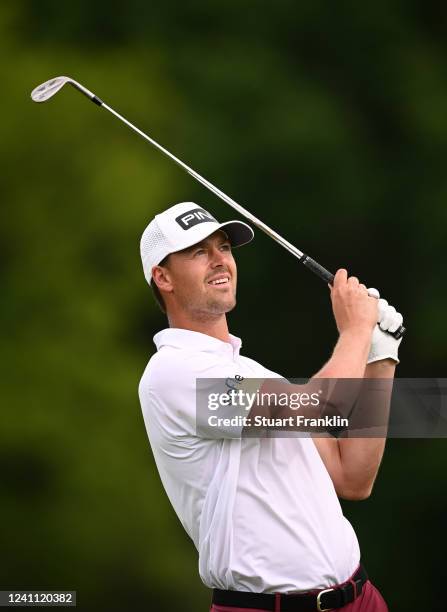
[31,76,100,104]
[31,76,73,102]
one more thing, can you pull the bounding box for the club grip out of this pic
[301,254,335,285]
[300,254,406,340]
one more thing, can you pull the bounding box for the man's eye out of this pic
[220,243,231,251]
[194,249,206,256]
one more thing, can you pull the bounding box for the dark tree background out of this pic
[1,1,446,610]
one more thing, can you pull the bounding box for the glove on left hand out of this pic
[366,288,403,365]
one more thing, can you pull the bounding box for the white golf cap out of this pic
[140,202,254,284]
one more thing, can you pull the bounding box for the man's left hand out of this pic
[367,289,403,364]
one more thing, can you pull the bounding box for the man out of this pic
[138,201,403,611]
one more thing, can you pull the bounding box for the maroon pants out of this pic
[210,573,388,612]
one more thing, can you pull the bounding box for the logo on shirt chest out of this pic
[225,374,244,392]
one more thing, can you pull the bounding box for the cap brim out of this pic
[217,220,254,248]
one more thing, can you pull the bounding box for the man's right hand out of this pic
[329,269,378,336]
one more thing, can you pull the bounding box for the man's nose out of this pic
[210,247,226,266]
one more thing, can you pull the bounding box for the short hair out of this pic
[150,255,170,314]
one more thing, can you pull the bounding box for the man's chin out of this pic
[223,299,237,313]
[207,296,236,314]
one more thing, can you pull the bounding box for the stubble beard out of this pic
[207,293,236,314]
[189,290,237,322]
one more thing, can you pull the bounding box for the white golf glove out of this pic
[366,288,403,364]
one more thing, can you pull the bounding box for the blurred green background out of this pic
[1,1,446,610]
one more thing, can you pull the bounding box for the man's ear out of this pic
[152,265,174,293]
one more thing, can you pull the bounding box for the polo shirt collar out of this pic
[153,328,242,356]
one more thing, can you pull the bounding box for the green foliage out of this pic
[1,2,446,610]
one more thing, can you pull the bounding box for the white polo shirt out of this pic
[138,328,360,593]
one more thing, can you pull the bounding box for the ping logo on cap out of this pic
[175,208,217,230]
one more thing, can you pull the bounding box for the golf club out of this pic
[31,75,405,339]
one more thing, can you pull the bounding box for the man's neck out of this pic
[167,311,231,343]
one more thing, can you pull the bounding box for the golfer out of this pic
[138,202,403,611]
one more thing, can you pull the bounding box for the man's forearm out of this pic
[336,359,396,498]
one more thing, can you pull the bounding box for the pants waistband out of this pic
[212,564,368,611]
